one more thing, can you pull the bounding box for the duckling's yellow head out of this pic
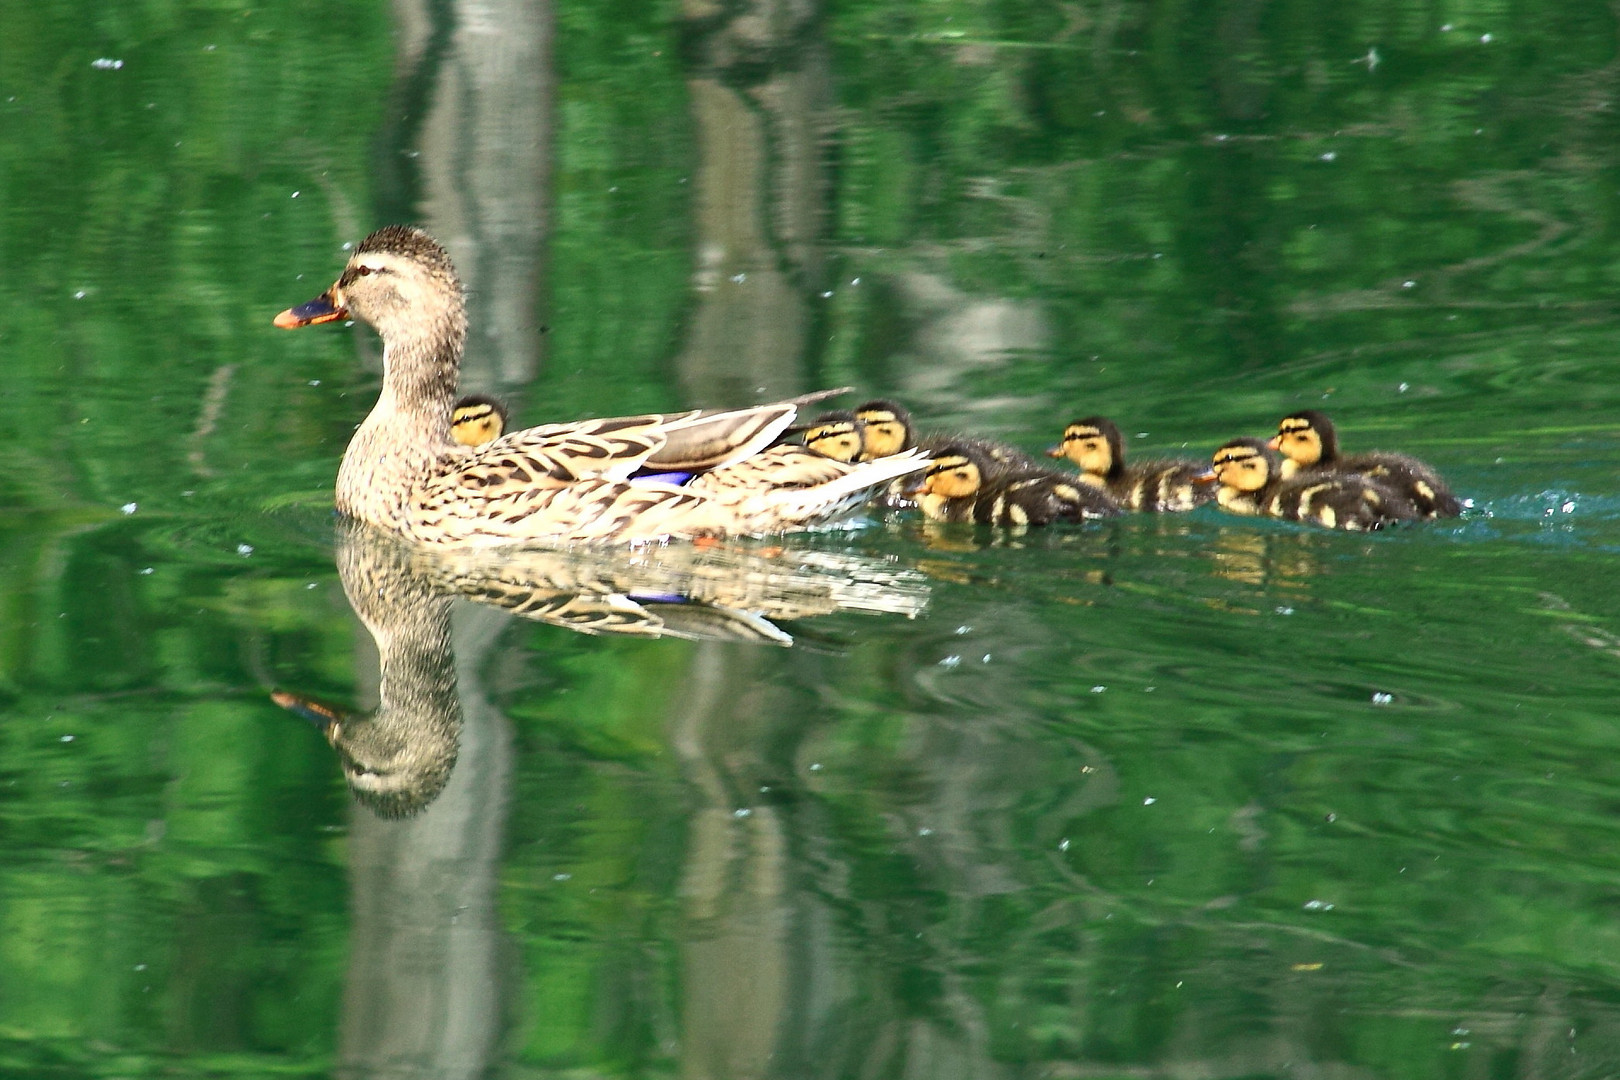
[1209,438,1278,493]
[853,399,914,459]
[800,411,864,463]
[275,226,465,347]
[451,394,509,447]
[906,447,984,500]
[1048,416,1122,479]
[1269,410,1336,468]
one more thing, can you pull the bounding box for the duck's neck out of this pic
[337,313,467,528]
[1216,483,1267,515]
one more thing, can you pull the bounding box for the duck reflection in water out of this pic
[274,520,929,817]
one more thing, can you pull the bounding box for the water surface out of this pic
[3,0,1620,1076]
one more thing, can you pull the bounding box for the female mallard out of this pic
[1047,416,1212,512]
[275,226,927,544]
[903,443,1121,525]
[1203,438,1419,531]
[450,394,509,447]
[1269,410,1462,518]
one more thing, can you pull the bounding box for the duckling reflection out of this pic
[276,522,930,816]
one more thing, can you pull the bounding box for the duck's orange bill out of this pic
[1044,443,1064,458]
[271,690,345,730]
[273,290,348,329]
[1266,435,1282,450]
[901,479,928,498]
[1192,469,1218,485]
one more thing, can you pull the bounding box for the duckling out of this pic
[1269,410,1462,518]
[1047,416,1213,512]
[854,399,1042,471]
[1204,437,1419,531]
[904,443,1122,525]
[273,225,928,545]
[796,410,866,463]
[450,393,509,447]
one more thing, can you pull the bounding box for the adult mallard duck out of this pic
[450,393,509,447]
[275,226,927,544]
[1269,410,1462,518]
[903,443,1121,525]
[1047,416,1212,512]
[1202,438,1419,531]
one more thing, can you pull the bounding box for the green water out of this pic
[3,0,1620,1076]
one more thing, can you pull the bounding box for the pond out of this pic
[4,0,1620,1076]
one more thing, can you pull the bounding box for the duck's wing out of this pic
[688,444,868,494]
[471,399,805,481]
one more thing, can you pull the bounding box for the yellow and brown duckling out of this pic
[1048,416,1213,512]
[854,399,1043,471]
[796,409,866,463]
[904,443,1122,525]
[1203,437,1419,531]
[450,394,509,447]
[1269,410,1462,518]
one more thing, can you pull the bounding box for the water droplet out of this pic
[309,379,321,386]
[917,827,933,836]
[139,567,154,575]
[733,807,752,818]
[939,655,962,669]
[91,58,124,70]
[1303,899,1335,911]
[730,273,747,284]
[1091,685,1106,693]
[1372,692,1393,705]
[120,503,138,515]
[1480,32,1492,43]
[1320,151,1338,161]
[290,190,301,198]
[1398,382,1409,392]
[236,543,254,556]
[552,873,571,881]
[1402,280,1416,288]
[1058,838,1070,851]
[1143,796,1156,805]
[60,735,74,743]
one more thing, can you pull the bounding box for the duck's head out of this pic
[451,394,509,447]
[853,399,915,459]
[1048,416,1123,478]
[1269,410,1337,468]
[273,689,456,820]
[275,225,464,344]
[903,444,987,500]
[800,410,865,463]
[1203,437,1279,493]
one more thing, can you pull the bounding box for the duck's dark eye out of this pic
[356,265,374,277]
